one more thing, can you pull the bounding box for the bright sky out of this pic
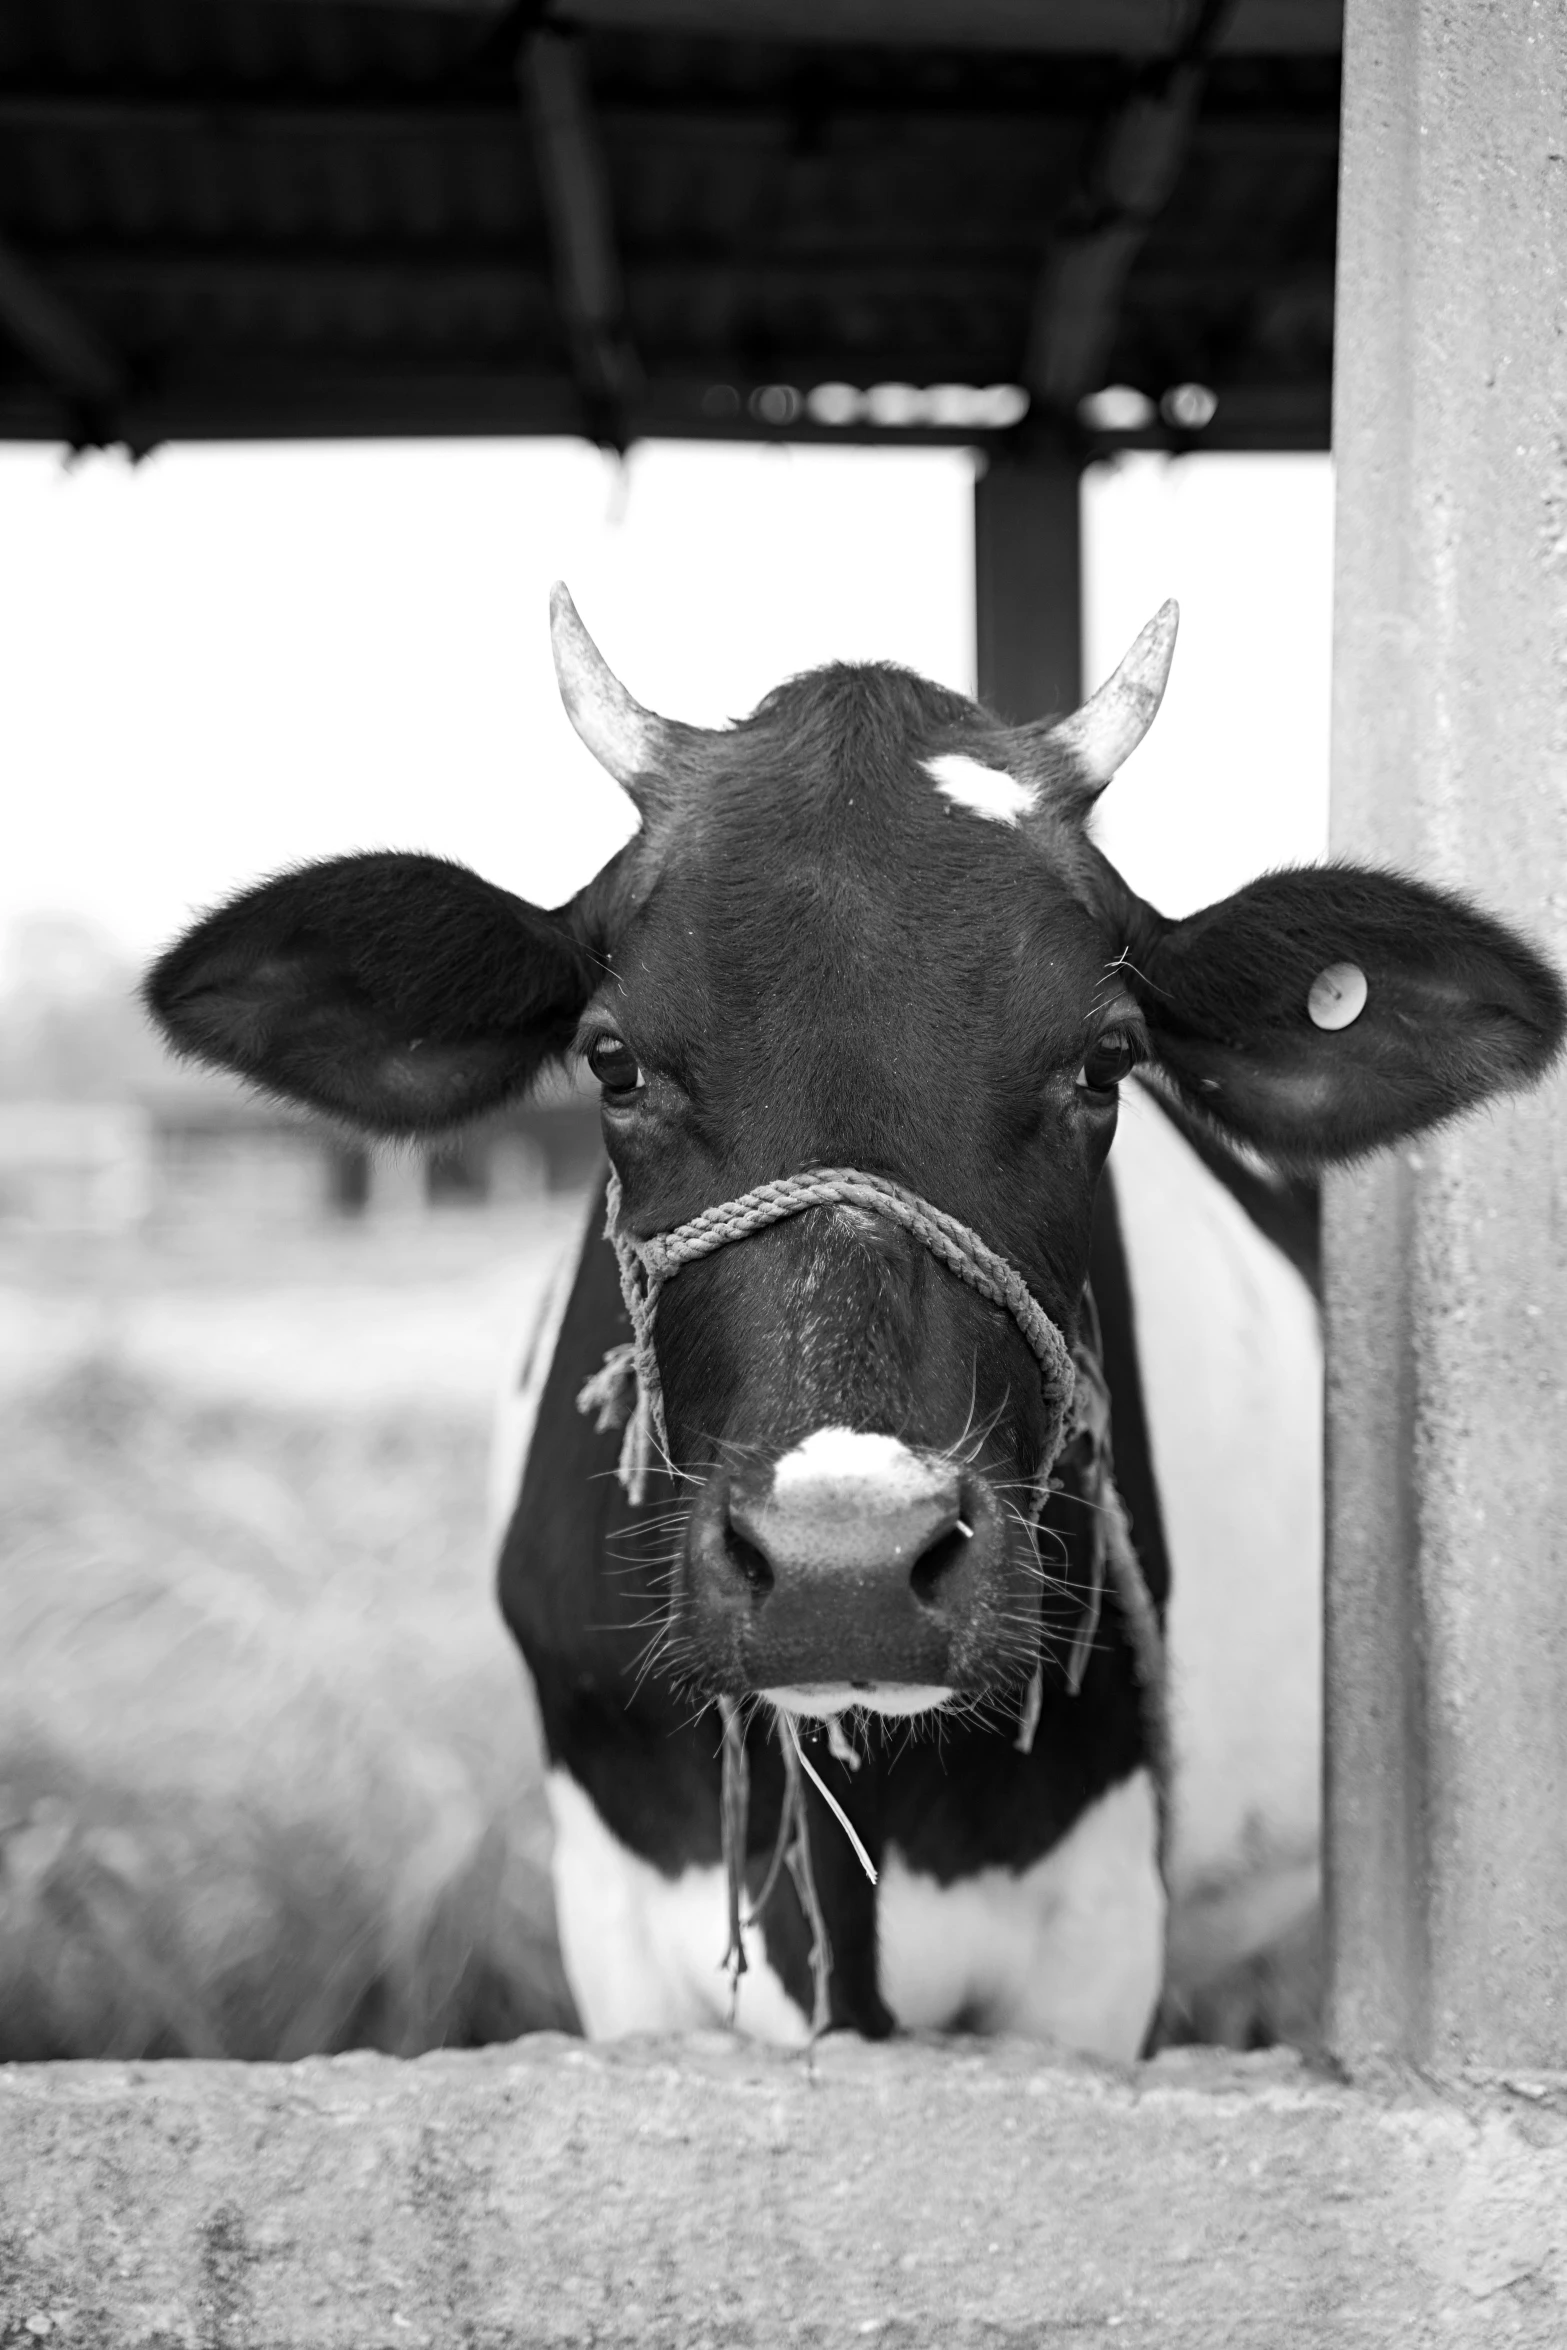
[0,437,1332,965]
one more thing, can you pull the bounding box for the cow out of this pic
[145,587,1565,2059]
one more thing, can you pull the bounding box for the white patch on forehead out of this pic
[762,1684,954,1719]
[924,752,1036,827]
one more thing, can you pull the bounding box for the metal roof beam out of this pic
[0,233,126,436]
[0,91,1338,155]
[519,28,643,447]
[1028,75,1202,410]
[35,245,1331,309]
[0,370,1328,452]
[1026,3,1230,414]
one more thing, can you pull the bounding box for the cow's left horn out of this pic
[1032,599,1179,797]
[550,582,668,810]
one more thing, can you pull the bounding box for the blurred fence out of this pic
[0,1074,603,1238]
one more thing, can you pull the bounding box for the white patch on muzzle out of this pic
[757,1428,959,1719]
[924,752,1035,827]
[767,1424,951,1508]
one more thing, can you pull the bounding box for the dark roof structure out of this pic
[0,0,1340,457]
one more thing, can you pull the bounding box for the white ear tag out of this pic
[1308,962,1369,1031]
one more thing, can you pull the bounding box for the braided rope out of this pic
[581,1165,1077,1504]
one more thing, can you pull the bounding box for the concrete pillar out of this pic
[1325,0,1567,2071]
[973,451,1081,721]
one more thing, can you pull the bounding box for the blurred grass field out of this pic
[0,1209,586,2061]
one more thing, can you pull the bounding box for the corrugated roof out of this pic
[0,0,1339,453]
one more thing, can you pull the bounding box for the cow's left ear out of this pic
[145,851,597,1136]
[1132,865,1566,1164]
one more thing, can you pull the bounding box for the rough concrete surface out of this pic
[1326,0,1567,2070]
[4,2038,1567,2349]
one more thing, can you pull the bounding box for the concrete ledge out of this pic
[4,2038,1567,2348]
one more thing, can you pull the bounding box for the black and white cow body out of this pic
[494,1079,1322,2053]
[145,588,1565,2059]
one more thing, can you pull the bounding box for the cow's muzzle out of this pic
[683,1430,1039,1698]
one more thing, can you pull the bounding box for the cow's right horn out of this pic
[550,583,669,812]
[1014,600,1179,805]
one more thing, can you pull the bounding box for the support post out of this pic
[1324,0,1567,2072]
[973,452,1081,722]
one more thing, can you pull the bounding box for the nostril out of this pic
[690,1478,775,1609]
[723,1521,774,1597]
[910,1521,972,1609]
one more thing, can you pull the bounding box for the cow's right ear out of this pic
[144,852,597,1136]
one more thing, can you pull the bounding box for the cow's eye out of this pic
[587,1034,645,1096]
[1077,1033,1141,1094]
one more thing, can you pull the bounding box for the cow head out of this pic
[146,588,1565,1720]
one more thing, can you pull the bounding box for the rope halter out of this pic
[575,1161,1169,1897]
[577,1163,1079,1506]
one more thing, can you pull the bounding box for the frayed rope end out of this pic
[576,1342,637,1433]
[577,1342,659,1504]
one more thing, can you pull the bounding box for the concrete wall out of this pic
[1325,0,1567,2071]
[5,2039,1567,2347]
